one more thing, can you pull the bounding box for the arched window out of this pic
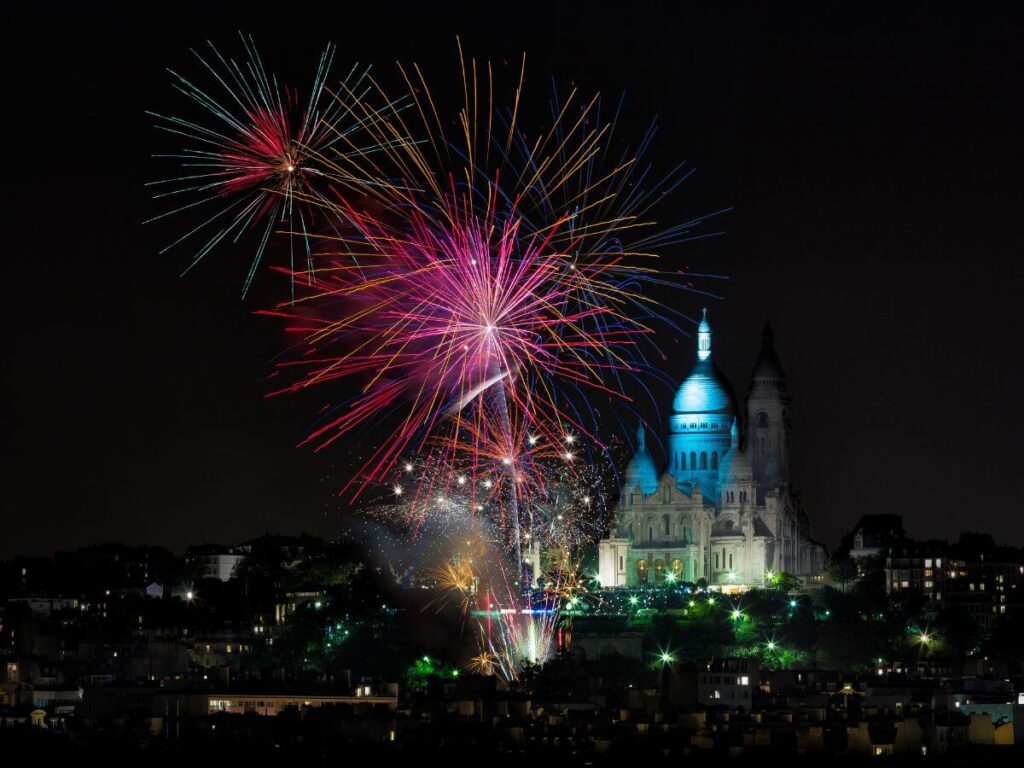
[663,514,670,536]
[690,452,697,471]
[711,452,718,470]
[700,452,708,470]
[654,559,666,583]
[672,558,683,577]
[757,411,769,428]
[648,526,654,542]
[729,553,733,569]
[681,452,688,470]
[637,559,648,584]
[714,553,719,569]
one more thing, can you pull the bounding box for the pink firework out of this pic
[147,34,375,296]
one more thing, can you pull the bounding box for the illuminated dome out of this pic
[672,310,737,416]
[667,309,737,498]
[672,358,738,415]
[623,424,659,495]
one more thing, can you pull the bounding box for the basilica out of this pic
[597,311,827,588]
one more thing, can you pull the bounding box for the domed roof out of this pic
[673,358,738,415]
[673,309,737,416]
[718,419,753,481]
[751,322,785,380]
[623,423,659,495]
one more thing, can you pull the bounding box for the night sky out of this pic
[3,3,1023,559]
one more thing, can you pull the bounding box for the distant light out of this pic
[393,485,403,496]
[731,609,742,621]
[789,599,798,608]
[457,475,466,485]
[405,463,414,473]
[564,435,575,444]
[728,571,737,581]
[582,495,590,504]
[528,436,538,446]
[628,596,639,606]
[766,640,777,651]
[186,591,194,601]
[502,457,512,465]
[659,651,675,665]
[564,452,574,461]
[707,597,716,605]
[483,479,493,489]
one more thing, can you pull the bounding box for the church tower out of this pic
[668,309,737,500]
[746,323,792,491]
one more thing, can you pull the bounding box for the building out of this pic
[697,658,759,710]
[886,537,1024,630]
[847,514,906,574]
[184,545,244,582]
[599,313,826,587]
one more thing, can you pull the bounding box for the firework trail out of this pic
[264,42,725,501]
[146,33,384,297]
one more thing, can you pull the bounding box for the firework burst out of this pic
[146,33,380,296]
[264,42,725,505]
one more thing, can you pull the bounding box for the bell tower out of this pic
[746,323,792,490]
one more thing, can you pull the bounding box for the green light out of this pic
[422,655,430,663]
[628,595,639,606]
[659,651,675,665]
[665,572,676,583]
[707,597,716,605]
[789,599,797,608]
[731,609,742,621]
[688,600,696,608]
[766,640,777,651]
